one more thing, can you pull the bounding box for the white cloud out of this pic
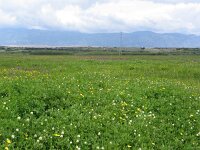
[0,9,16,26]
[0,0,200,34]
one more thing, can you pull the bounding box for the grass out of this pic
[0,53,200,149]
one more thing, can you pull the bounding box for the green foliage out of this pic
[0,54,200,149]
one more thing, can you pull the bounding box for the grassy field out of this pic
[0,53,200,149]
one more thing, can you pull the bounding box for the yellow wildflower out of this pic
[5,147,9,150]
[121,101,128,107]
[6,139,11,144]
[53,133,61,137]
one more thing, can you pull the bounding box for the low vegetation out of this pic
[1,46,200,55]
[0,51,200,149]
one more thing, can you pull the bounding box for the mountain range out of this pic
[0,28,200,48]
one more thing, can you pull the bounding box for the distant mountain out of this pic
[0,28,200,48]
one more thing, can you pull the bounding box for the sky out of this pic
[0,0,199,34]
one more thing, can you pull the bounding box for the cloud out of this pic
[0,0,199,34]
[0,9,16,26]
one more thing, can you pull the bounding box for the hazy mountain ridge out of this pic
[0,29,200,48]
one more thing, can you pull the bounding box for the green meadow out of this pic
[0,54,200,149]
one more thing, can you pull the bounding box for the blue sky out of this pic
[0,0,199,34]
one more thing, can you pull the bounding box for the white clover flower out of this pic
[17,116,21,120]
[196,132,200,136]
[30,112,33,115]
[76,146,81,150]
[77,135,80,138]
[61,131,64,135]
[39,136,42,140]
[16,128,19,132]
[11,135,15,139]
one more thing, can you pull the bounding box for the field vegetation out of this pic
[1,46,200,55]
[0,49,200,149]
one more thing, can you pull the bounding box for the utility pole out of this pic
[119,32,123,55]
